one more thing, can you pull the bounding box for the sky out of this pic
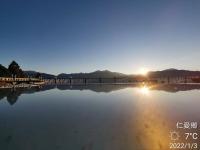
[0,0,200,75]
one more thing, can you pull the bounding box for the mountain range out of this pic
[1,61,199,79]
[148,68,200,78]
[24,69,200,79]
[24,71,56,79]
[24,70,126,79]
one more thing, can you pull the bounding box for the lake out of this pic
[0,84,200,150]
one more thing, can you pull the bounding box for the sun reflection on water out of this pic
[140,86,150,95]
[132,84,172,150]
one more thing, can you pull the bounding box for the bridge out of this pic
[44,76,200,85]
[1,76,199,86]
[0,77,44,85]
[44,77,143,85]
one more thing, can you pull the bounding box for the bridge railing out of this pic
[0,77,41,82]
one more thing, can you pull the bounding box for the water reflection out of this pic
[133,93,171,149]
[0,84,200,150]
[139,85,150,95]
[1,84,200,105]
[0,86,44,105]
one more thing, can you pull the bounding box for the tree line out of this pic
[0,61,27,78]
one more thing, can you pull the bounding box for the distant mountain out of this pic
[0,64,11,77]
[57,70,126,79]
[23,69,200,79]
[148,69,200,78]
[24,70,126,79]
[24,71,56,79]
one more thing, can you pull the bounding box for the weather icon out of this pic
[170,131,180,141]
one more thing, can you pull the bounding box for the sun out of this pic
[139,68,149,76]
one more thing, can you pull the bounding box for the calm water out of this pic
[0,84,200,150]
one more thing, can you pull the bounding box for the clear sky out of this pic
[0,0,200,75]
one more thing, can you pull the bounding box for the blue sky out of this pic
[0,0,200,75]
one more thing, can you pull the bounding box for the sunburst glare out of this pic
[139,68,149,76]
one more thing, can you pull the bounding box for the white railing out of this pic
[0,77,41,82]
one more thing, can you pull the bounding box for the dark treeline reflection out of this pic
[1,84,200,105]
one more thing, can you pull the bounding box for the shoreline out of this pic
[1,82,200,89]
[0,84,40,89]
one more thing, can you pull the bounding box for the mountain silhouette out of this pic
[57,70,126,79]
[24,71,56,79]
[23,69,200,80]
[148,69,200,78]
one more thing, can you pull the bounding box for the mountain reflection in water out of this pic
[0,84,200,105]
[0,83,200,150]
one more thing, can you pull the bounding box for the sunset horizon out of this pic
[1,60,200,75]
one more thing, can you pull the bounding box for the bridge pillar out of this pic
[114,77,117,83]
[99,78,102,83]
[84,78,87,84]
[184,76,187,83]
[69,78,72,84]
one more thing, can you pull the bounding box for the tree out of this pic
[8,61,26,78]
[0,64,11,77]
[35,73,42,79]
